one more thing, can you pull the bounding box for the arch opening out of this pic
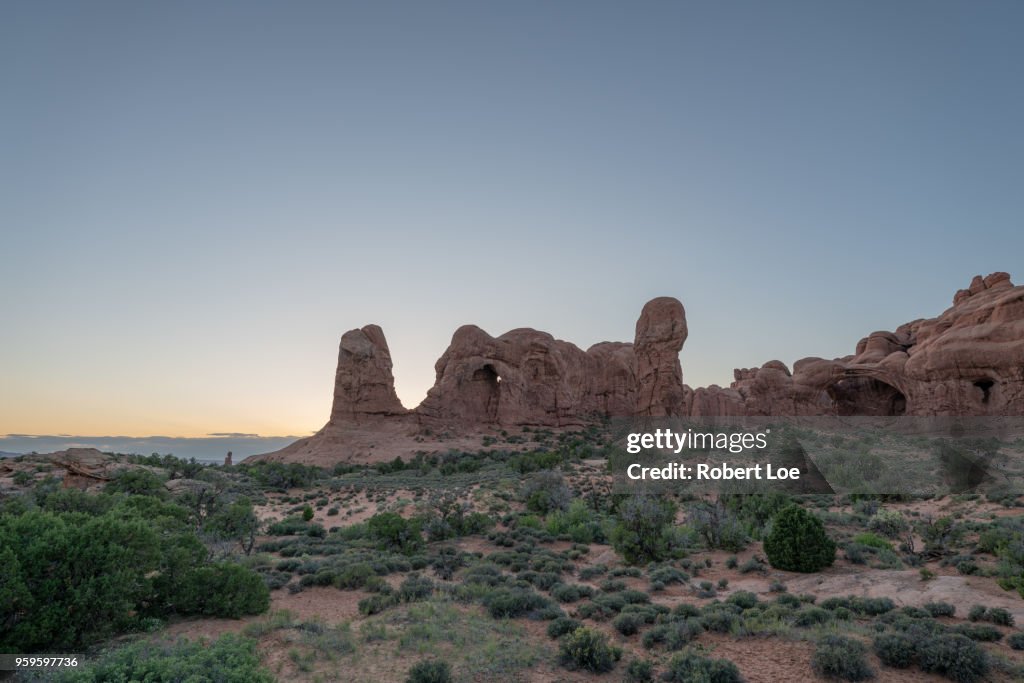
[826,376,907,416]
[973,379,994,404]
[468,364,501,422]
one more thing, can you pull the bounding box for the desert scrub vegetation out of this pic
[557,626,621,673]
[406,659,452,683]
[610,494,687,564]
[812,635,874,681]
[660,650,743,682]
[764,504,836,572]
[0,486,269,652]
[40,634,273,682]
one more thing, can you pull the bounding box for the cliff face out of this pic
[704,272,1024,418]
[255,273,1024,462]
[329,325,406,421]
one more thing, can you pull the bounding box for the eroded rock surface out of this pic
[330,324,406,420]
[254,273,1024,463]
[697,272,1024,417]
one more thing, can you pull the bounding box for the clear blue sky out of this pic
[2,1,1022,437]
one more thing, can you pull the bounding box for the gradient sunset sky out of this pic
[3,1,1022,438]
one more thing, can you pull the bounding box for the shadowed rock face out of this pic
[698,272,1024,417]
[265,273,1024,462]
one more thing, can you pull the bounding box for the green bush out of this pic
[867,509,907,538]
[792,606,832,627]
[0,509,165,650]
[105,469,167,498]
[406,659,452,683]
[1007,632,1024,650]
[483,588,551,619]
[764,505,836,573]
[610,495,680,565]
[726,590,758,609]
[612,612,644,636]
[547,617,582,639]
[660,650,743,682]
[852,532,891,550]
[52,634,273,682]
[358,593,398,616]
[811,635,873,681]
[624,658,654,682]
[368,512,423,553]
[923,602,956,618]
[176,562,270,618]
[917,633,988,682]
[558,627,621,673]
[521,470,571,514]
[398,573,434,602]
[550,583,592,603]
[873,633,915,668]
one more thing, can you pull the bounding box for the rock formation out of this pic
[253,273,1024,463]
[701,272,1024,417]
[634,297,688,417]
[330,324,406,421]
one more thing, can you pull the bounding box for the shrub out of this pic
[867,509,908,538]
[660,651,743,683]
[547,617,582,639]
[551,583,589,603]
[793,606,831,627]
[407,659,452,683]
[482,588,550,619]
[1007,632,1024,650]
[917,633,988,682]
[105,469,167,498]
[522,470,571,514]
[648,619,703,651]
[739,557,766,574]
[701,604,741,633]
[951,623,1002,642]
[359,594,398,616]
[924,602,956,618]
[368,512,423,553]
[175,562,270,618]
[398,573,434,602]
[852,532,892,550]
[613,612,644,636]
[302,505,314,521]
[764,505,836,573]
[689,500,748,552]
[988,607,1014,626]
[558,627,621,673]
[611,495,680,564]
[726,590,758,609]
[811,635,873,681]
[57,634,273,682]
[625,658,654,682]
[873,633,915,668]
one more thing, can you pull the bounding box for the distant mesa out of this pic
[253,273,1024,463]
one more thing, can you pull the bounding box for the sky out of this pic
[2,1,1022,440]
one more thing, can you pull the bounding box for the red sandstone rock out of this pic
[330,324,406,420]
[254,273,1024,464]
[634,297,687,417]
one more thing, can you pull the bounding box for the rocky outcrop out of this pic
[634,297,687,417]
[253,273,1024,463]
[417,298,687,426]
[693,272,1024,417]
[330,325,406,420]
